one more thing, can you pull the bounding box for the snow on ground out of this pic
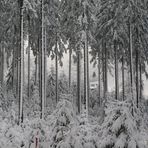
[0,97,148,148]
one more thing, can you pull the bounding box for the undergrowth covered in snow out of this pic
[0,93,148,148]
[97,98,148,148]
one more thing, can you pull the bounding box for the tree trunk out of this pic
[77,47,81,114]
[86,32,89,113]
[139,59,142,100]
[84,42,87,110]
[83,30,89,115]
[98,47,101,106]
[35,36,40,85]
[69,46,72,92]
[40,0,45,119]
[16,25,20,97]
[35,52,38,85]
[122,49,125,101]
[28,17,31,100]
[0,44,4,86]
[102,41,105,99]
[13,25,19,95]
[129,21,134,98]
[128,20,134,116]
[55,33,58,103]
[104,42,108,94]
[136,28,139,108]
[136,48,139,108]
[0,46,1,84]
[12,47,16,93]
[114,40,119,100]
[44,25,47,108]
[18,0,24,124]
[16,2,20,98]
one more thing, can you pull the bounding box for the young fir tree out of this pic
[98,98,148,148]
[48,97,98,148]
[48,98,79,148]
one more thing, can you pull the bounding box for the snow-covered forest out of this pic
[0,0,148,147]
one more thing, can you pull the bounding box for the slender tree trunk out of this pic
[69,46,72,92]
[77,47,81,114]
[12,47,16,93]
[0,44,4,86]
[17,44,20,98]
[16,27,20,97]
[129,21,134,98]
[84,30,89,115]
[39,2,42,114]
[84,42,87,109]
[114,40,119,100]
[102,41,105,99]
[16,1,20,98]
[86,32,89,113]
[104,42,108,94]
[128,20,134,116]
[0,44,1,85]
[13,26,19,95]
[12,26,17,92]
[139,59,142,100]
[122,49,125,101]
[18,0,24,124]
[98,47,101,106]
[35,52,38,85]
[23,41,25,86]
[55,33,58,103]
[35,36,40,85]
[12,50,15,88]
[44,25,47,108]
[2,46,4,86]
[136,28,139,108]
[40,0,45,119]
[28,17,31,100]
[136,48,139,108]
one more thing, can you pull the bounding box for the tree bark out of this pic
[28,16,31,100]
[98,47,101,106]
[0,44,4,86]
[16,3,20,98]
[136,28,139,108]
[55,33,58,103]
[83,30,89,115]
[128,20,134,116]
[102,41,105,99]
[86,32,89,113]
[44,25,47,108]
[84,42,87,109]
[16,35,20,97]
[139,59,142,100]
[35,36,40,85]
[12,47,16,93]
[35,51,38,85]
[40,0,45,119]
[77,47,81,114]
[136,48,139,108]
[122,48,125,101]
[129,21,134,99]
[69,46,72,92]
[104,42,108,94]
[18,0,24,124]
[114,40,119,100]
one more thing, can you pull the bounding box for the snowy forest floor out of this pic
[0,96,148,148]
